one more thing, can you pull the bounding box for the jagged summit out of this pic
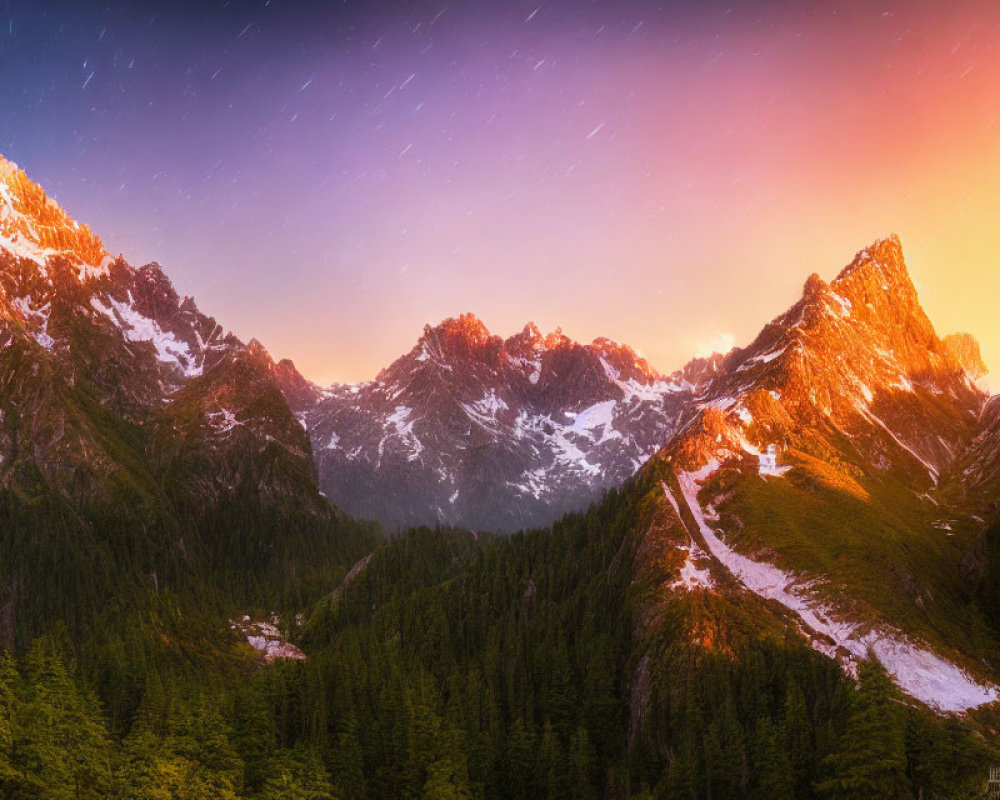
[796,235,916,315]
[0,157,254,384]
[410,313,659,381]
[802,271,827,298]
[421,312,494,347]
[300,314,693,531]
[835,233,907,283]
[0,154,109,278]
[271,357,322,413]
[720,235,980,408]
[504,321,546,356]
[417,314,591,360]
[666,234,988,479]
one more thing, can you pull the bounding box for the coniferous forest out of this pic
[0,475,995,799]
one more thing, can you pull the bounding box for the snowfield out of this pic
[664,465,998,713]
[91,294,203,377]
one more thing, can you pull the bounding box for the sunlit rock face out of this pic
[627,235,997,714]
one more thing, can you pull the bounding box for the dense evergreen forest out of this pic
[0,477,996,798]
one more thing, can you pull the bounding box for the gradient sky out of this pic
[2,0,999,385]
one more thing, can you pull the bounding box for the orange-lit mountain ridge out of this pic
[623,235,999,714]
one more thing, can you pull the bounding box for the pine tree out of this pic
[328,711,367,800]
[784,679,812,798]
[422,756,472,800]
[568,725,598,800]
[16,636,113,799]
[233,684,278,792]
[0,652,23,791]
[505,717,536,800]
[536,719,563,800]
[749,717,793,800]
[815,659,909,800]
[255,747,337,800]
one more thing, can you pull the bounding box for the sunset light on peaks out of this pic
[3,1,1000,384]
[8,3,1000,789]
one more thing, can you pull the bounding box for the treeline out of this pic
[0,628,339,799]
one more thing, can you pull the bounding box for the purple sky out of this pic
[4,1,1000,384]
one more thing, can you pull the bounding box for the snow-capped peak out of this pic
[0,155,111,280]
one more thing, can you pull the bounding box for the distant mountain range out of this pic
[275,315,728,532]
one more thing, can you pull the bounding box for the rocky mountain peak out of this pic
[504,322,545,356]
[756,235,939,371]
[592,337,658,382]
[662,234,986,480]
[540,327,569,350]
[802,272,828,299]
[836,232,905,279]
[270,357,322,413]
[245,337,274,367]
[832,234,920,311]
[0,154,109,277]
[426,312,491,341]
[676,351,730,392]
[504,323,576,357]
[418,313,502,362]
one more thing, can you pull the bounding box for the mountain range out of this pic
[3,154,1000,795]
[279,315,723,531]
[268,240,994,546]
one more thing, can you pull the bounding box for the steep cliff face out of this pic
[667,235,984,479]
[627,235,998,714]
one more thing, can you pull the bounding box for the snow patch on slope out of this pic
[599,356,686,401]
[383,405,423,462]
[91,294,202,377]
[11,296,54,349]
[662,472,715,592]
[206,408,242,434]
[666,466,997,713]
[671,544,715,591]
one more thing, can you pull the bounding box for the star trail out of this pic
[2,0,1000,383]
